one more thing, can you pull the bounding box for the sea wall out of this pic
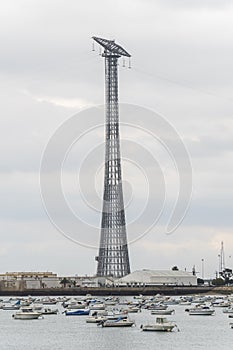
[0,285,215,296]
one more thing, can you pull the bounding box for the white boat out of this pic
[12,307,42,320]
[179,301,192,306]
[192,297,207,304]
[149,304,168,310]
[86,316,108,323]
[42,298,57,305]
[66,302,87,310]
[106,312,128,320]
[223,308,233,314]
[212,301,231,308]
[3,304,20,310]
[104,297,119,306]
[20,300,31,307]
[89,303,105,311]
[98,317,135,327]
[87,311,127,323]
[127,306,140,313]
[164,299,179,306]
[188,306,215,316]
[105,301,117,306]
[141,316,178,332]
[32,305,43,312]
[42,308,59,315]
[151,309,175,315]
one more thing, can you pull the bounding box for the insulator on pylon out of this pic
[92,40,95,51]
[99,45,102,56]
[123,58,126,67]
[128,57,131,69]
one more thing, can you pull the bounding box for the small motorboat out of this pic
[12,307,42,320]
[32,305,43,312]
[89,303,105,311]
[98,317,135,327]
[3,304,20,311]
[151,309,175,315]
[64,309,90,316]
[127,306,141,313]
[141,316,178,332]
[164,299,179,306]
[179,301,192,306]
[20,300,31,307]
[86,316,107,323]
[188,306,215,316]
[104,297,118,306]
[42,298,57,305]
[66,302,87,310]
[212,301,231,308]
[106,312,128,320]
[87,311,128,323]
[42,308,59,315]
[223,308,233,314]
[149,304,168,311]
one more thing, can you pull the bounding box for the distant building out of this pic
[62,276,114,288]
[0,272,59,290]
[0,272,114,290]
[115,269,197,286]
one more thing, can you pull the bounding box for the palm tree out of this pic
[60,277,70,288]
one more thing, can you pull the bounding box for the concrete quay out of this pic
[0,285,216,297]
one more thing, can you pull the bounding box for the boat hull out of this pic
[101,322,134,327]
[13,313,41,320]
[142,325,175,332]
[151,309,174,315]
[189,310,214,316]
[65,309,90,316]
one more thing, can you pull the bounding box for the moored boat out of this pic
[86,316,107,323]
[89,303,105,311]
[42,298,57,305]
[3,304,20,311]
[66,302,87,310]
[42,308,59,315]
[151,309,175,315]
[141,316,178,332]
[98,317,135,327]
[12,307,42,320]
[223,308,233,314]
[64,309,90,316]
[188,306,215,316]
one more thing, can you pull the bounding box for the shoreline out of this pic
[0,285,223,296]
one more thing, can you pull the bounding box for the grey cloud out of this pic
[0,0,233,275]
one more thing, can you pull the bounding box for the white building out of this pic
[115,269,197,286]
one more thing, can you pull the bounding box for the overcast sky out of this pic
[1,0,233,277]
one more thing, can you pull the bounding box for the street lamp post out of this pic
[201,259,204,280]
[218,254,221,277]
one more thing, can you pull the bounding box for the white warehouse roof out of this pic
[116,269,197,285]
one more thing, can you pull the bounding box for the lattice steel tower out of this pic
[93,36,131,278]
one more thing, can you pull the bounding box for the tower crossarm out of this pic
[92,36,131,57]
